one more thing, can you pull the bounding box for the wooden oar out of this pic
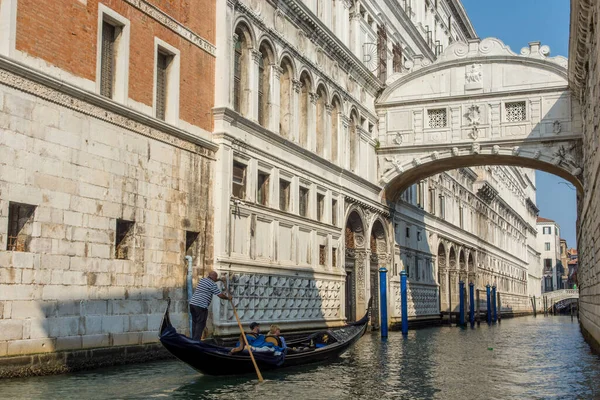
[229,296,264,382]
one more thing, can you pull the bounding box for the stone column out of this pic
[439,267,448,312]
[269,65,282,133]
[350,11,361,57]
[214,0,235,108]
[291,79,302,143]
[449,270,458,313]
[342,0,351,47]
[248,49,261,122]
[354,248,368,318]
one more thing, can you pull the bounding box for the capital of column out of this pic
[325,103,333,115]
[340,115,350,126]
[309,92,319,105]
[251,49,262,64]
[292,79,302,93]
[272,64,283,79]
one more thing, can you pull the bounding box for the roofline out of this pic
[447,0,477,39]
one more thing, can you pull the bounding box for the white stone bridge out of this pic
[376,38,583,200]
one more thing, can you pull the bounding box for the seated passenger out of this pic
[265,324,287,349]
[230,322,263,354]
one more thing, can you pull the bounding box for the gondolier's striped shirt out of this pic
[190,278,222,308]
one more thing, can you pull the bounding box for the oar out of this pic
[229,298,263,382]
[226,279,263,383]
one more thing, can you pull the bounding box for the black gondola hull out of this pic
[158,299,371,376]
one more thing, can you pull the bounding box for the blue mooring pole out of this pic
[459,281,465,327]
[379,267,388,339]
[492,285,497,323]
[469,282,475,328]
[401,270,408,336]
[486,284,491,325]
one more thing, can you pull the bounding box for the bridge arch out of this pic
[376,38,584,201]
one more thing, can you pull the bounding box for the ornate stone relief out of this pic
[553,120,562,134]
[466,104,481,140]
[223,273,342,322]
[274,9,285,33]
[472,143,480,154]
[355,251,367,301]
[392,133,403,145]
[551,143,583,176]
[465,64,483,90]
[452,147,460,156]
[297,30,307,54]
[384,156,404,174]
[492,145,500,155]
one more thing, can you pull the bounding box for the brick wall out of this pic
[575,0,600,354]
[15,0,215,131]
[0,79,214,361]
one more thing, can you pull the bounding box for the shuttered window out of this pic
[156,51,171,121]
[234,38,242,112]
[100,21,116,98]
[299,187,309,217]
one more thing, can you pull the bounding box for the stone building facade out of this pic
[569,0,600,352]
[0,0,216,375]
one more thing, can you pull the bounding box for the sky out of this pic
[461,0,577,248]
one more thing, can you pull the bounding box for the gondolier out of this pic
[189,271,231,340]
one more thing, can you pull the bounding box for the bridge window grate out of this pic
[505,101,526,122]
[427,108,447,128]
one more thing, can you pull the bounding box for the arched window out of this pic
[299,71,312,148]
[258,42,274,128]
[233,25,251,116]
[349,109,359,172]
[330,96,340,163]
[279,57,294,139]
[315,84,327,157]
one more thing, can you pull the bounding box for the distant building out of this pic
[537,218,562,292]
[567,248,578,289]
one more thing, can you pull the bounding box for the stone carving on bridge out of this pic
[512,146,521,155]
[492,145,500,155]
[552,144,583,176]
[392,133,403,145]
[466,104,481,140]
[472,143,480,154]
[452,147,460,156]
[384,156,404,174]
[465,64,483,90]
[223,273,342,322]
[553,120,562,134]
[431,151,439,160]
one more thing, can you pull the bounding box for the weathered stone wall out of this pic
[572,0,600,354]
[0,74,214,371]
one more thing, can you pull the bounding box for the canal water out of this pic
[1,315,599,399]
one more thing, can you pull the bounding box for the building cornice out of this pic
[0,55,218,156]
[278,0,384,94]
[124,0,216,56]
[445,0,477,40]
[568,0,593,96]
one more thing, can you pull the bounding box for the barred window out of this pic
[317,193,325,222]
[377,25,387,81]
[428,108,447,128]
[392,43,403,73]
[100,21,116,98]
[331,247,337,268]
[155,51,172,121]
[505,101,526,122]
[115,219,134,260]
[319,245,326,266]
[7,202,36,252]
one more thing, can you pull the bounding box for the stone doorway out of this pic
[345,210,365,322]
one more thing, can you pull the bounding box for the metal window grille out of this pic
[377,25,387,81]
[258,54,265,126]
[331,248,337,268]
[392,43,403,73]
[299,187,309,217]
[156,51,170,120]
[234,39,242,112]
[428,108,447,128]
[115,219,134,259]
[319,245,326,266]
[505,101,526,122]
[7,202,35,252]
[232,162,246,199]
[100,21,115,98]
[279,179,290,211]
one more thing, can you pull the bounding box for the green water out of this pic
[1,316,599,399]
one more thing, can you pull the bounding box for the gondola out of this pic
[158,298,371,376]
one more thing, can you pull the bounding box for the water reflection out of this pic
[1,316,598,400]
